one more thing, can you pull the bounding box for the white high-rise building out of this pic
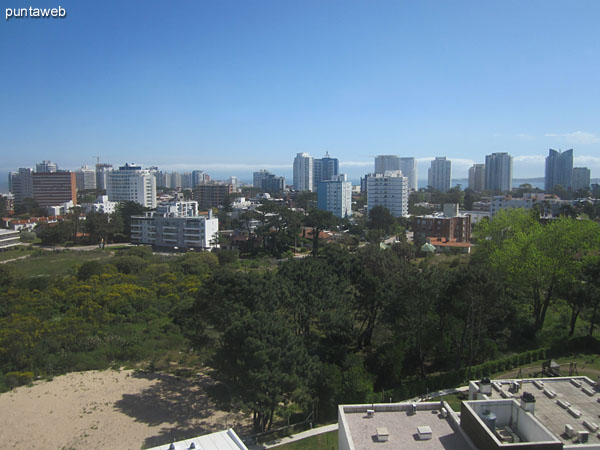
[468,164,486,192]
[95,163,112,190]
[9,168,33,205]
[428,157,452,192]
[106,163,157,208]
[375,155,400,174]
[317,174,352,218]
[253,169,271,189]
[229,176,239,192]
[192,170,210,187]
[293,153,313,191]
[36,160,58,173]
[485,153,512,192]
[399,157,418,191]
[366,171,409,217]
[76,166,97,191]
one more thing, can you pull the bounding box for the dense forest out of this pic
[0,209,599,433]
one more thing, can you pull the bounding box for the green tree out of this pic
[116,201,147,239]
[213,311,317,433]
[474,209,600,332]
[367,205,395,235]
[304,209,338,255]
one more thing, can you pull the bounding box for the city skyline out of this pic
[2,1,600,187]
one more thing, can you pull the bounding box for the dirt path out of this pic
[0,254,31,264]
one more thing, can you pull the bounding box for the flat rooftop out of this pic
[480,377,600,445]
[145,428,248,450]
[340,403,474,450]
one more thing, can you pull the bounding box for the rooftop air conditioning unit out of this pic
[578,431,589,443]
[565,424,575,438]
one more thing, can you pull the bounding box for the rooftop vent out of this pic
[521,392,535,414]
[565,424,575,438]
[479,378,492,395]
[366,409,375,418]
[543,388,556,398]
[376,427,389,442]
[417,426,432,440]
[582,386,595,396]
[578,430,589,444]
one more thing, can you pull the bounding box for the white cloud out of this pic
[544,131,600,145]
[157,162,292,171]
[513,155,546,164]
[339,161,373,167]
[574,155,600,168]
[416,157,474,168]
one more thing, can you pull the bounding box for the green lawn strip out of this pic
[6,249,114,277]
[438,393,464,411]
[272,431,338,450]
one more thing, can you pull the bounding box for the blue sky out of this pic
[1,0,599,185]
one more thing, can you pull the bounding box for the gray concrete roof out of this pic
[488,378,600,445]
[342,405,471,450]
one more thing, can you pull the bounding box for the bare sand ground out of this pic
[0,369,249,450]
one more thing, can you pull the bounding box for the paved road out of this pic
[247,423,338,449]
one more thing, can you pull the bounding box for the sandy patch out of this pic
[0,369,248,449]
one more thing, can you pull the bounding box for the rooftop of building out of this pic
[340,376,600,450]
[427,237,471,248]
[469,376,600,446]
[339,402,475,450]
[145,428,247,450]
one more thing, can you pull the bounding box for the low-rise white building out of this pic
[130,201,218,251]
[0,229,21,250]
[81,195,119,215]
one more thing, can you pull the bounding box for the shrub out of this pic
[4,371,34,388]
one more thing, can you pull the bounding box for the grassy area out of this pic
[273,431,337,450]
[0,246,35,262]
[5,249,115,278]
[438,393,465,411]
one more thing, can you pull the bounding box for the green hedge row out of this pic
[390,336,600,401]
[391,348,549,401]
